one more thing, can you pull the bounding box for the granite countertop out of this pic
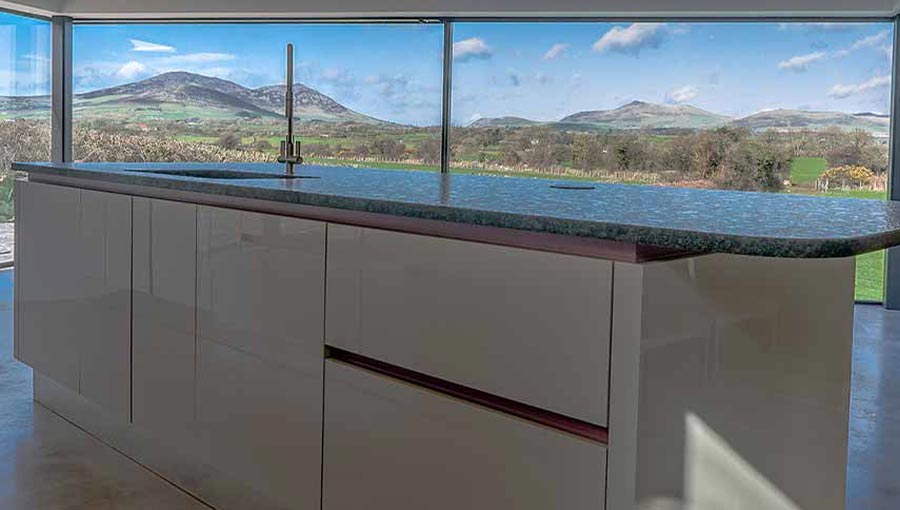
[14,161,900,258]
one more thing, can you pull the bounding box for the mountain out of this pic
[467,101,891,135]
[469,101,732,131]
[469,116,542,128]
[559,100,733,130]
[0,71,385,124]
[730,108,889,134]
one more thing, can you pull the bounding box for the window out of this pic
[0,11,51,264]
[451,21,894,300]
[72,22,444,170]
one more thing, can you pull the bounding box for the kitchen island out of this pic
[13,161,900,510]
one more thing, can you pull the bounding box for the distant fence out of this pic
[815,173,887,193]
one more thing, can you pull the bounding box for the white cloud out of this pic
[157,53,236,65]
[453,37,493,62]
[828,75,891,98]
[543,43,569,60]
[115,61,147,80]
[592,23,666,55]
[129,39,175,53]
[777,51,827,71]
[834,30,891,57]
[665,85,698,104]
[778,23,861,32]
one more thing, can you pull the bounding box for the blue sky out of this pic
[452,22,895,124]
[0,15,895,126]
[0,13,50,97]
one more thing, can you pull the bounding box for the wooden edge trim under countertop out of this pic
[327,347,610,445]
[25,173,694,263]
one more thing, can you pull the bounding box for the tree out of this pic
[253,138,273,152]
[216,132,242,150]
[415,137,441,165]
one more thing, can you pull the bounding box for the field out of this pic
[791,156,828,184]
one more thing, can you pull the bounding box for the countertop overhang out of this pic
[15,161,900,259]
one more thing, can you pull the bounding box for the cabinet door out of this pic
[16,181,131,421]
[196,206,325,510]
[323,359,608,510]
[132,197,197,446]
[326,224,613,425]
[16,181,83,391]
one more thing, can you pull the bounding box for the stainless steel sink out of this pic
[123,168,319,180]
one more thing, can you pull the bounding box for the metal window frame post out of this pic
[440,20,453,173]
[51,16,72,163]
[884,17,900,308]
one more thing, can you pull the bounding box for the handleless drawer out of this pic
[323,359,608,510]
[326,224,612,425]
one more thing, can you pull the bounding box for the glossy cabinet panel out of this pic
[132,197,197,445]
[323,359,608,510]
[16,181,83,391]
[196,205,325,510]
[326,224,613,425]
[608,255,855,510]
[16,181,132,422]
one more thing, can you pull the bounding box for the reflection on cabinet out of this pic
[16,181,132,422]
[326,224,613,425]
[132,197,197,446]
[196,206,326,510]
[323,359,608,510]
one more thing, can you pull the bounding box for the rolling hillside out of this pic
[559,100,731,130]
[469,100,890,135]
[0,71,385,124]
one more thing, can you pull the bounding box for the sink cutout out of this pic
[123,168,320,180]
[550,184,596,190]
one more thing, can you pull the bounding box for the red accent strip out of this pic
[328,347,609,445]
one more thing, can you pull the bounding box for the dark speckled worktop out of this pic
[14,161,900,258]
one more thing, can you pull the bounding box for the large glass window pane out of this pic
[72,23,443,170]
[451,21,893,301]
[0,12,51,265]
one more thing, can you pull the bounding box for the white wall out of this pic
[7,0,900,18]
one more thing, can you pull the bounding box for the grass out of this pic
[856,250,886,301]
[791,156,827,184]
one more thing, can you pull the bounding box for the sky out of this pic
[0,14,895,126]
[0,13,50,98]
[452,22,895,124]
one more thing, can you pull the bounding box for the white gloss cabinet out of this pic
[132,197,197,447]
[196,205,325,510]
[326,224,613,425]
[323,359,608,510]
[16,181,132,422]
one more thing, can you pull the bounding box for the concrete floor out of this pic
[0,267,898,509]
[0,270,211,510]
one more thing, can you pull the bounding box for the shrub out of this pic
[819,165,875,188]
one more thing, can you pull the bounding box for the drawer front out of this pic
[326,224,612,425]
[323,360,608,510]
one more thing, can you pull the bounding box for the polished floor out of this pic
[0,270,211,510]
[0,267,899,509]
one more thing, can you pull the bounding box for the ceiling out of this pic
[4,0,900,19]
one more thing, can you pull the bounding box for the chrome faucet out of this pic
[278,43,303,175]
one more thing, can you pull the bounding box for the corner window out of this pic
[0,12,51,265]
